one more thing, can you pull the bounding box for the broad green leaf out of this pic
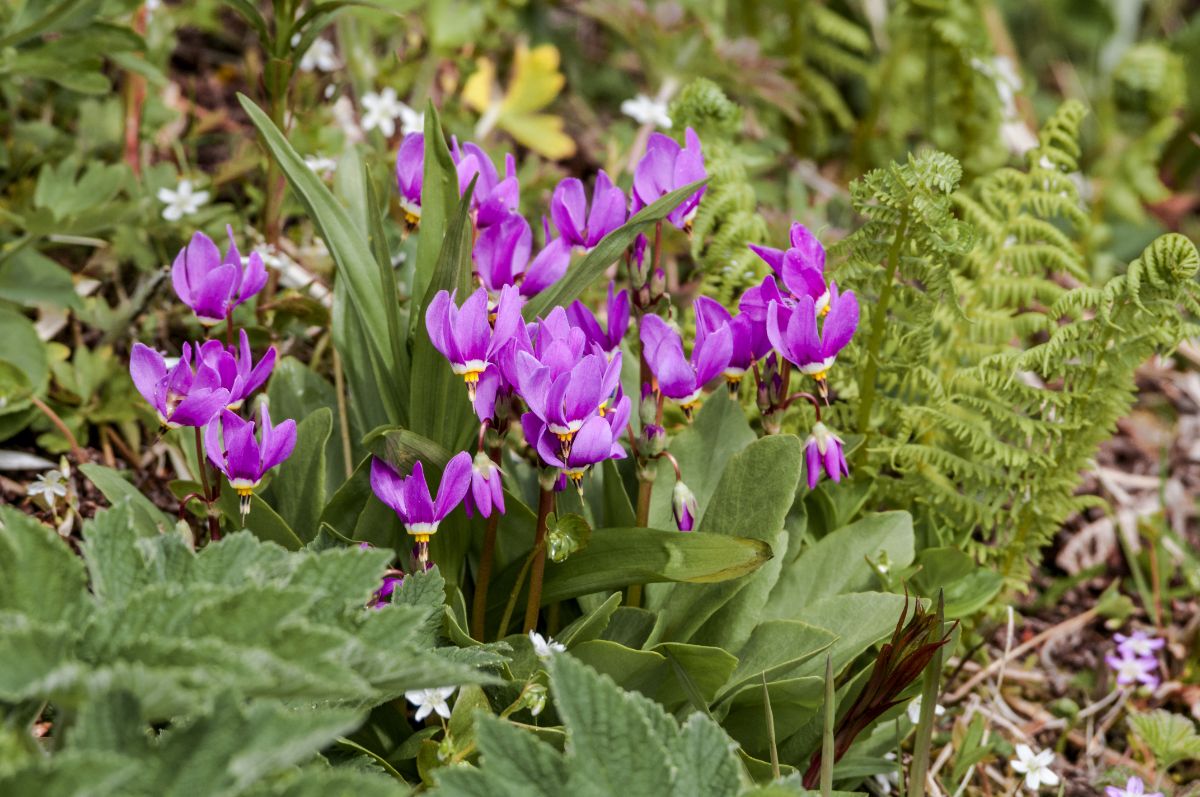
[79,463,174,535]
[238,94,406,429]
[266,356,349,490]
[522,179,707,320]
[489,527,772,616]
[647,389,756,529]
[214,477,304,551]
[658,434,802,648]
[0,506,86,623]
[0,306,49,396]
[792,592,911,677]
[767,511,915,615]
[571,639,737,711]
[433,712,566,797]
[558,591,622,646]
[262,408,331,542]
[0,248,81,309]
[719,676,824,759]
[718,621,837,701]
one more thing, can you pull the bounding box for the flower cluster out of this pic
[1106,628,1164,691]
[129,228,294,524]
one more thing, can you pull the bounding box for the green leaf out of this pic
[0,306,49,396]
[523,179,707,319]
[647,389,756,529]
[718,621,837,701]
[262,408,331,542]
[719,677,824,760]
[266,356,349,490]
[412,102,462,318]
[0,249,81,309]
[492,527,773,615]
[570,639,738,711]
[433,713,566,797]
[1129,710,1200,771]
[767,511,915,614]
[792,592,911,677]
[79,463,174,535]
[0,506,86,623]
[213,477,304,551]
[238,94,406,429]
[408,177,477,451]
[658,434,801,649]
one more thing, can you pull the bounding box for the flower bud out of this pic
[672,480,698,532]
[638,383,658,426]
[649,268,667,302]
[640,423,666,457]
[523,683,548,717]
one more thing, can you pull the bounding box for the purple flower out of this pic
[1105,651,1160,689]
[473,212,572,299]
[640,314,731,415]
[171,227,268,325]
[395,132,424,226]
[631,128,706,229]
[738,275,789,361]
[515,347,622,458]
[523,414,621,491]
[451,139,519,228]
[426,285,523,404]
[369,573,404,609]
[130,342,231,429]
[694,296,756,390]
[198,329,276,410]
[369,451,473,542]
[567,282,630,358]
[1106,777,1163,797]
[465,451,505,519]
[748,221,826,278]
[204,405,297,518]
[1114,630,1165,659]
[803,422,849,489]
[766,285,859,383]
[551,170,627,250]
[672,481,698,531]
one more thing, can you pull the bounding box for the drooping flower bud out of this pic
[640,423,666,457]
[672,480,698,532]
[802,422,849,489]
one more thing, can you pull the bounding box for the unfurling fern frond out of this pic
[825,102,1199,583]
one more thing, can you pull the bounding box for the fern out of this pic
[859,0,1008,176]
[820,103,1200,581]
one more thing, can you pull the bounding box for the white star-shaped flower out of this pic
[1010,744,1059,792]
[528,630,566,661]
[360,88,413,138]
[405,686,456,722]
[27,469,68,508]
[304,154,337,178]
[905,695,946,725]
[621,93,672,129]
[297,37,341,73]
[156,179,209,221]
[398,104,424,137]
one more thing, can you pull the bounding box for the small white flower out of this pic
[304,154,338,178]
[360,87,414,138]
[157,179,209,221]
[145,0,162,12]
[528,630,566,660]
[906,695,946,725]
[27,469,68,508]
[525,683,548,716]
[621,93,672,129]
[398,104,424,137]
[405,686,456,722]
[1010,744,1059,792]
[871,752,899,795]
[297,37,341,73]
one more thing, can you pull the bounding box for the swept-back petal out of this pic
[401,461,436,524]
[370,457,407,517]
[820,289,859,358]
[129,344,167,405]
[432,451,472,520]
